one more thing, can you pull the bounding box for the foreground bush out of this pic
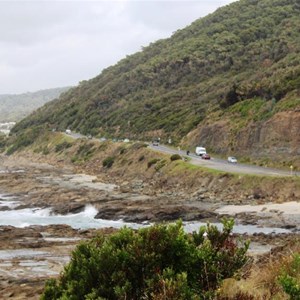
[279,253,300,299]
[41,220,249,300]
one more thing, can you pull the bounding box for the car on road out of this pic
[228,156,237,163]
[202,153,211,160]
[152,140,159,146]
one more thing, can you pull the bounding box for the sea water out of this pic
[0,194,291,234]
[0,201,141,230]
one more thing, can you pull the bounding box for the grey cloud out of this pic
[0,0,236,94]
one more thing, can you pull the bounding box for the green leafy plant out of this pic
[147,158,160,168]
[41,220,249,300]
[119,146,127,154]
[72,142,96,161]
[6,126,45,155]
[170,154,182,161]
[55,141,73,153]
[155,159,167,171]
[138,154,145,161]
[0,135,7,152]
[279,254,300,299]
[102,156,115,168]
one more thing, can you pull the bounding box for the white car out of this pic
[195,146,207,156]
[228,156,237,163]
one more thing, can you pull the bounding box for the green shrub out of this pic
[41,220,249,300]
[98,143,108,151]
[147,158,160,168]
[119,147,127,154]
[71,156,78,163]
[6,126,44,155]
[170,154,182,161]
[155,159,167,171]
[130,142,148,150]
[34,146,50,155]
[77,142,95,155]
[279,254,300,299]
[102,156,115,168]
[55,141,72,153]
[0,135,7,152]
[138,155,145,162]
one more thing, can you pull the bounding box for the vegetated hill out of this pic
[12,0,300,160]
[0,87,71,122]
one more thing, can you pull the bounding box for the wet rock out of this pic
[281,224,296,229]
[51,203,85,215]
[95,207,123,220]
[0,206,11,211]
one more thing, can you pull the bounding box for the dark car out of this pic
[202,153,211,160]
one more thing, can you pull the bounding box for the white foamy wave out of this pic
[33,207,52,217]
[0,201,18,208]
[81,205,98,218]
[0,204,292,235]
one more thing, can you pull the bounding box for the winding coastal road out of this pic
[66,132,298,177]
[149,144,299,177]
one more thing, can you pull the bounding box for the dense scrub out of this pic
[11,0,300,149]
[41,220,249,300]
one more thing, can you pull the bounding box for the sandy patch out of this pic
[216,201,300,215]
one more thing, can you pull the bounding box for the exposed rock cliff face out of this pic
[237,111,300,156]
[187,110,300,163]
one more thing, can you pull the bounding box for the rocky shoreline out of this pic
[0,154,300,299]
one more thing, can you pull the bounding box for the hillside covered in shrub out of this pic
[0,87,70,122]
[12,0,300,158]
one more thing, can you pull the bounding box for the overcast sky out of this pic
[0,0,236,95]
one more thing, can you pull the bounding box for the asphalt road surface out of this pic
[149,144,299,177]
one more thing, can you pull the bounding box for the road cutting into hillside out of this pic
[66,132,298,177]
[149,144,298,177]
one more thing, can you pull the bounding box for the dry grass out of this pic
[219,239,300,300]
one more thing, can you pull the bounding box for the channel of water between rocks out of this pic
[0,193,293,234]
